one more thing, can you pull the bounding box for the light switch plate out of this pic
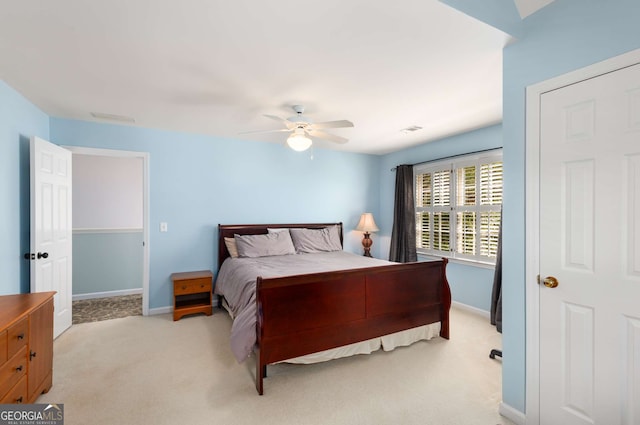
[160,222,168,232]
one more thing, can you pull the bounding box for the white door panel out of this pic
[539,63,640,424]
[30,137,72,339]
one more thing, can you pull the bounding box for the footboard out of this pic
[254,259,450,394]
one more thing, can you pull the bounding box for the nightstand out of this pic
[171,270,213,321]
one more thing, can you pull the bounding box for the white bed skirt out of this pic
[221,297,441,365]
[280,322,441,364]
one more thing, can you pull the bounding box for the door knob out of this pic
[543,276,559,288]
[37,252,49,259]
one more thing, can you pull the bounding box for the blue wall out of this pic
[499,0,640,415]
[378,124,503,312]
[49,118,381,310]
[0,81,50,295]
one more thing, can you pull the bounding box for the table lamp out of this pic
[356,213,379,257]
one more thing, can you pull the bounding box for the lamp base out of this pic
[362,232,373,257]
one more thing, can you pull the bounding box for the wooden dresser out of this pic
[0,291,55,404]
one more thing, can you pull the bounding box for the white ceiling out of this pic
[0,0,512,155]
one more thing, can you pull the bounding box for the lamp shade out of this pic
[356,213,379,233]
[286,130,312,151]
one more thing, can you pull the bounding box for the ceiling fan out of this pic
[241,105,354,151]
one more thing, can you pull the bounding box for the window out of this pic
[414,149,502,265]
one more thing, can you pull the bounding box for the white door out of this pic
[539,63,640,424]
[30,137,73,338]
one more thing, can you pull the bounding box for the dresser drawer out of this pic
[0,346,27,399]
[174,278,211,296]
[7,317,28,358]
[0,330,7,365]
[0,375,27,404]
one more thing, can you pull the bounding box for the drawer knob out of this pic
[30,351,37,360]
[16,365,23,372]
[17,333,25,340]
[182,286,187,290]
[16,396,23,404]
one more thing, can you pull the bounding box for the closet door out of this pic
[538,62,640,425]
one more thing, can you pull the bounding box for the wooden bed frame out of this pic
[217,222,451,395]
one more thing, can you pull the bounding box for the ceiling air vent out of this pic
[401,125,423,134]
[90,112,135,123]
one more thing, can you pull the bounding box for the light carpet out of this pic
[39,305,514,425]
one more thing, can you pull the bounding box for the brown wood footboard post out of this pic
[255,348,264,395]
[440,258,452,339]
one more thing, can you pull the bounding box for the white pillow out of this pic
[224,237,239,258]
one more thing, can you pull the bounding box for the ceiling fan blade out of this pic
[311,120,354,129]
[238,128,291,135]
[307,129,348,144]
[264,114,296,129]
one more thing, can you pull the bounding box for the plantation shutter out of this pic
[413,149,502,265]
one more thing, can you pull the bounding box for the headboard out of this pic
[217,222,343,270]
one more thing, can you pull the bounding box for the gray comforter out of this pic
[214,251,394,362]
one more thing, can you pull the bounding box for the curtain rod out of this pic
[390,147,501,171]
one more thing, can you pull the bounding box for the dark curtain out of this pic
[389,164,417,263]
[490,208,503,333]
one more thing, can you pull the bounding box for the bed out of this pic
[215,222,451,394]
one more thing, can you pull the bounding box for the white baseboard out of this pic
[148,306,172,316]
[499,402,526,425]
[73,288,143,301]
[451,300,491,319]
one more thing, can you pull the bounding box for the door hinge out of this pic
[536,274,541,285]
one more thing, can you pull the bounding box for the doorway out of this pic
[65,146,150,319]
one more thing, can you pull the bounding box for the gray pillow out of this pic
[289,227,342,253]
[234,231,296,258]
[267,228,290,234]
[325,225,342,250]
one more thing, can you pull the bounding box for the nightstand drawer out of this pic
[0,346,27,398]
[174,279,211,296]
[7,318,28,359]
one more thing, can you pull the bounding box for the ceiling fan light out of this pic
[287,134,312,151]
